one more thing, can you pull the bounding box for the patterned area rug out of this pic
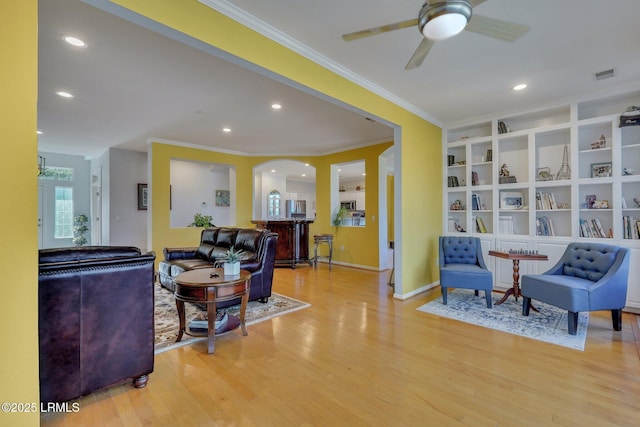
[417,289,589,351]
[154,284,310,353]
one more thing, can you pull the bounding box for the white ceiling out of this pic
[38,0,640,168]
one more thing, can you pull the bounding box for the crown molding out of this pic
[198,0,442,127]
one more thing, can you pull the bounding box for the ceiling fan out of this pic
[342,0,528,70]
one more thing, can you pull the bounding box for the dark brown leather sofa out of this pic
[158,227,278,308]
[38,246,156,403]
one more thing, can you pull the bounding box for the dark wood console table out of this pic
[488,250,548,310]
[252,219,314,268]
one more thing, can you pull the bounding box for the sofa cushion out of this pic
[215,228,239,249]
[236,229,263,253]
[561,245,618,282]
[196,243,215,260]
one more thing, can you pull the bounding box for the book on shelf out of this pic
[471,171,479,186]
[498,216,514,235]
[536,216,555,236]
[472,194,479,210]
[475,216,487,233]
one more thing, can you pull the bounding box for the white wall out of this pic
[107,148,148,250]
[286,179,316,217]
[170,159,234,227]
[38,151,91,248]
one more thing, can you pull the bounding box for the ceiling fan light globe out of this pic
[419,1,472,41]
[422,13,468,40]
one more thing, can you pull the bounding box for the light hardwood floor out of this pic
[42,265,640,426]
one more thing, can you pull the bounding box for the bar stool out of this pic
[313,234,333,270]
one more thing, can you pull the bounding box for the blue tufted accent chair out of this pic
[521,243,630,335]
[439,236,493,308]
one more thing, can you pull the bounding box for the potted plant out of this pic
[188,213,215,227]
[332,206,348,233]
[72,214,89,246]
[222,246,244,276]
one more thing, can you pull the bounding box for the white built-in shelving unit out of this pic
[443,90,640,312]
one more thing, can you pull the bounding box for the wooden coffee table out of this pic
[174,268,251,354]
[488,250,548,311]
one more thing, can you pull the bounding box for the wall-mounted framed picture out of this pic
[215,190,230,206]
[591,162,612,178]
[500,191,524,210]
[137,183,148,210]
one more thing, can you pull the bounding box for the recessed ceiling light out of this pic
[302,174,306,177]
[513,83,527,91]
[271,169,276,173]
[305,163,310,167]
[36,130,43,135]
[271,103,282,110]
[56,91,74,98]
[362,173,366,176]
[62,36,86,47]
[222,127,231,133]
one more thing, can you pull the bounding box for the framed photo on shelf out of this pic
[500,191,524,210]
[591,162,612,178]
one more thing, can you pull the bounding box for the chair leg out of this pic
[568,311,579,335]
[442,287,448,305]
[313,242,318,269]
[484,290,492,308]
[611,309,623,331]
[522,297,531,316]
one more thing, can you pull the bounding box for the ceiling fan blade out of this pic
[468,0,488,7]
[405,38,435,70]
[465,14,529,42]
[342,18,419,41]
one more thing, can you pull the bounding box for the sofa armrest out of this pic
[163,247,199,260]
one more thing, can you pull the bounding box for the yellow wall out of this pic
[114,0,443,291]
[150,141,393,268]
[0,1,40,426]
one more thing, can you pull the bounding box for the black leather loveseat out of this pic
[38,246,156,403]
[158,227,278,308]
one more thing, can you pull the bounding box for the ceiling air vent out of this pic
[594,68,615,81]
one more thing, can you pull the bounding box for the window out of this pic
[39,166,74,181]
[268,190,281,217]
[55,186,73,238]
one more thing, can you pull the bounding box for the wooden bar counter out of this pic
[251,219,314,268]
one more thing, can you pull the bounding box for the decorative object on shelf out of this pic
[471,171,479,186]
[188,213,215,227]
[498,163,517,184]
[71,214,89,246]
[590,134,607,149]
[591,162,612,178]
[486,148,492,162]
[623,167,635,175]
[498,120,508,134]
[559,202,570,209]
[500,191,524,210]
[619,105,640,127]
[634,198,640,208]
[555,143,571,180]
[593,200,610,209]
[450,200,463,210]
[536,167,553,181]
[585,194,596,209]
[447,176,460,187]
[454,223,466,232]
[447,155,455,166]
